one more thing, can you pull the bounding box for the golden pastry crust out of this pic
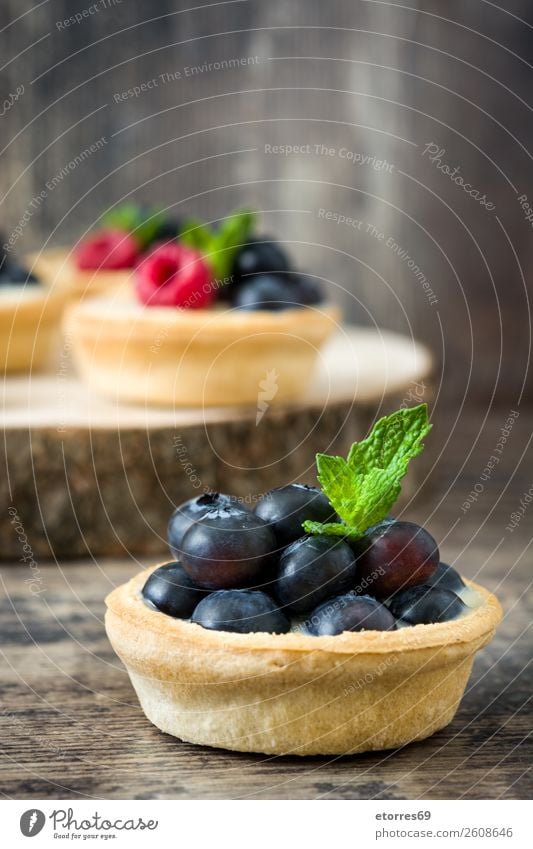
[105,566,502,756]
[0,285,70,372]
[27,248,132,298]
[65,298,341,407]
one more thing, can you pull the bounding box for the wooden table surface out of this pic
[1,412,531,800]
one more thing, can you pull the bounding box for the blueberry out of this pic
[305,593,396,635]
[276,534,358,614]
[192,589,290,634]
[153,217,182,242]
[350,514,394,544]
[0,258,39,285]
[231,273,300,311]
[6,264,39,283]
[254,483,337,547]
[294,274,324,305]
[136,204,182,243]
[167,492,245,557]
[388,585,466,625]
[425,562,466,594]
[142,561,208,618]
[232,236,291,280]
[352,520,439,599]
[180,506,276,590]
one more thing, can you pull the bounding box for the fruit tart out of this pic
[0,243,68,373]
[27,203,180,298]
[105,406,502,755]
[65,209,340,406]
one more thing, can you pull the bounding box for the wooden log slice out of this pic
[0,327,432,559]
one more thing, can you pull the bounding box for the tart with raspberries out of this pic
[0,242,69,373]
[64,207,339,407]
[27,203,180,298]
[105,406,502,756]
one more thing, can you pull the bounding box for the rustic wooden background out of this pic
[0,1,531,803]
[1,0,532,407]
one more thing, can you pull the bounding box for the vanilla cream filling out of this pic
[137,572,482,633]
[0,283,44,304]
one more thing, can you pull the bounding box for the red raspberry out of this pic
[75,230,139,270]
[135,243,214,308]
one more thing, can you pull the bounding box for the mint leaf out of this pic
[180,218,214,254]
[303,521,355,538]
[347,404,430,473]
[303,404,431,539]
[217,209,255,254]
[315,454,358,522]
[102,202,140,233]
[102,203,170,249]
[180,209,255,280]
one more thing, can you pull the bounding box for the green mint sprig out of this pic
[102,203,171,250]
[303,404,432,540]
[180,209,255,281]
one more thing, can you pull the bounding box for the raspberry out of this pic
[74,230,139,270]
[135,243,214,308]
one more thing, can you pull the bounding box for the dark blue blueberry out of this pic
[137,204,182,243]
[153,218,182,242]
[167,492,245,557]
[350,514,395,546]
[0,258,39,285]
[254,483,337,547]
[192,589,290,634]
[232,236,291,280]
[375,514,395,526]
[425,562,466,594]
[276,534,358,614]
[388,585,466,625]
[231,273,301,311]
[142,561,208,618]
[352,520,439,599]
[304,593,396,635]
[180,506,276,590]
[294,274,324,305]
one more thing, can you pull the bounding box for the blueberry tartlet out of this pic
[105,405,501,755]
[0,244,68,372]
[63,208,339,406]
